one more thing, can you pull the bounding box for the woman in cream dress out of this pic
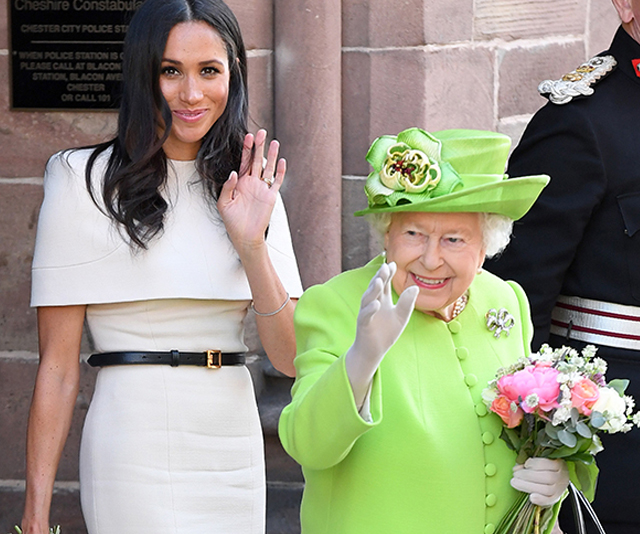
[21,1,302,533]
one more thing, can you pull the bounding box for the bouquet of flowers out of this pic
[482,344,640,534]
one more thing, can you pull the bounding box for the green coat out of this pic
[279,256,550,534]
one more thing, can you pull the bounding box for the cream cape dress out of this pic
[31,149,303,534]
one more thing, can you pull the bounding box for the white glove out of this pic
[511,458,569,507]
[344,262,419,408]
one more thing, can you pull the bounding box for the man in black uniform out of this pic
[487,1,640,533]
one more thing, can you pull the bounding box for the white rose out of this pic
[592,387,627,430]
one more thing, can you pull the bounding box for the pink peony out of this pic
[491,395,524,428]
[571,378,600,415]
[497,366,560,414]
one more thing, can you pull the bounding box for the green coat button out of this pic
[482,432,494,445]
[484,463,497,476]
[448,320,461,334]
[464,374,478,387]
[485,494,497,507]
[484,523,496,534]
[456,347,469,360]
[475,403,488,416]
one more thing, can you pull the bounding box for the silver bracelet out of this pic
[251,292,290,317]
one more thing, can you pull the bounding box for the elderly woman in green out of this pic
[279,128,569,534]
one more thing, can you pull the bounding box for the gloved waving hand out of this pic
[344,262,419,409]
[511,457,569,507]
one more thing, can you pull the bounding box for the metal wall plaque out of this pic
[10,0,142,110]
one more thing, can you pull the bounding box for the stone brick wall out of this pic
[0,0,622,531]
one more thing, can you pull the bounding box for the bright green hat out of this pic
[354,128,549,220]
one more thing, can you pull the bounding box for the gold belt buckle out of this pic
[206,350,222,369]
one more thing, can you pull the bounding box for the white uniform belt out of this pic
[550,295,640,350]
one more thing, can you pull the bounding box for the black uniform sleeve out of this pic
[486,101,607,349]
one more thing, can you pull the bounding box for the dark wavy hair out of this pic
[85,0,248,248]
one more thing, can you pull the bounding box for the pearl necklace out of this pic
[451,293,468,320]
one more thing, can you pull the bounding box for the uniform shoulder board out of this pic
[537,55,617,105]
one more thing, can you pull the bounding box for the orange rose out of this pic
[571,378,600,415]
[491,395,524,428]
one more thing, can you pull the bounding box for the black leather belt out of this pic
[87,350,246,369]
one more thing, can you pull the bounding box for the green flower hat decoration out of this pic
[356,128,550,221]
[365,128,462,207]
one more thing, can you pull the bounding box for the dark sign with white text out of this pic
[10,0,142,109]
